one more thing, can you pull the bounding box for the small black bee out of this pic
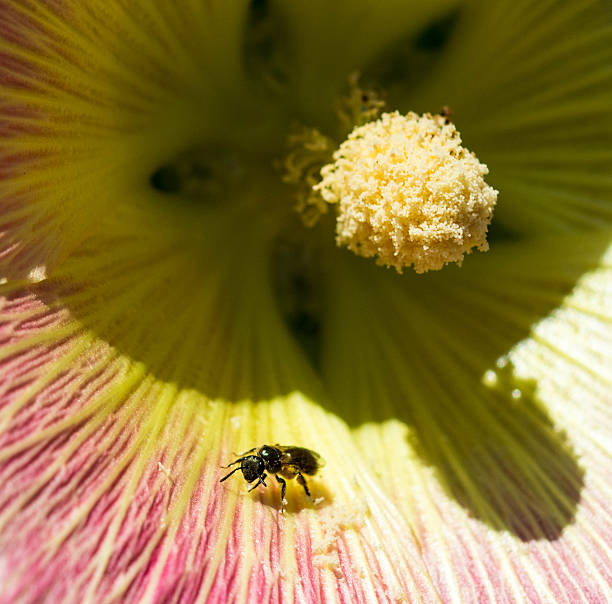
[220,444,324,509]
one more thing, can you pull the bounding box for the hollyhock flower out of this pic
[1,0,611,602]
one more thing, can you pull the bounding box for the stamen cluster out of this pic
[315,111,498,273]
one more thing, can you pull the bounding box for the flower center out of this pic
[281,78,498,274]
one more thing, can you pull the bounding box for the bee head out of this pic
[241,455,265,483]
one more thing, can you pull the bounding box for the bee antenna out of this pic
[220,467,242,482]
[221,458,246,469]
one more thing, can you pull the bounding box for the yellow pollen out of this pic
[314,111,498,273]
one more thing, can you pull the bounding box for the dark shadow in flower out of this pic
[149,144,246,203]
[407,365,584,542]
[270,232,326,374]
[319,235,609,542]
[361,7,462,102]
[243,0,291,92]
[36,203,326,404]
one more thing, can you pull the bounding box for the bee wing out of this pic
[312,450,325,468]
[277,446,293,464]
[277,445,325,469]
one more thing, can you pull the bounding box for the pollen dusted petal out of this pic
[0,296,442,602]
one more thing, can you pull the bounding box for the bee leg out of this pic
[274,475,287,513]
[296,473,311,497]
[248,473,267,492]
